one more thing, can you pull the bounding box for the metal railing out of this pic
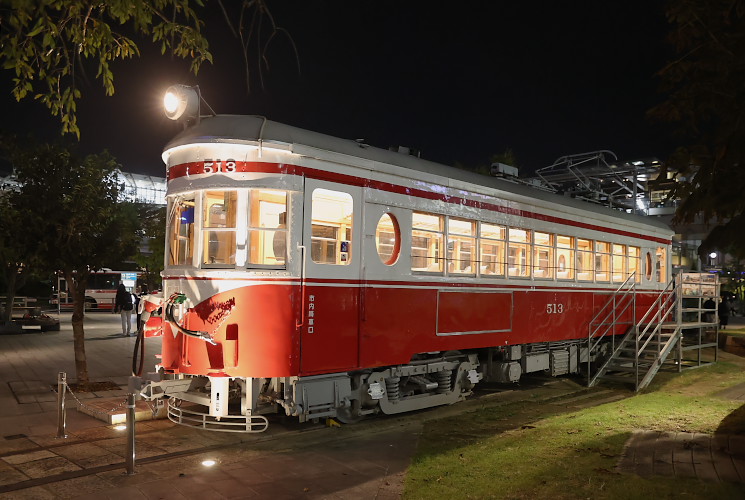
[586,273,637,385]
[632,276,679,389]
[587,275,681,390]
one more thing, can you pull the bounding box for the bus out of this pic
[51,269,140,311]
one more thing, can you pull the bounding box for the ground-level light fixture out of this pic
[201,459,217,467]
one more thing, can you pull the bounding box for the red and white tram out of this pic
[137,86,672,431]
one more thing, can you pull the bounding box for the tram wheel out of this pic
[335,406,365,424]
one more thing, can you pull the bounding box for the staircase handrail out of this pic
[635,277,678,356]
[587,272,636,353]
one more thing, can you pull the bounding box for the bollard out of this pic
[125,392,136,475]
[56,372,67,439]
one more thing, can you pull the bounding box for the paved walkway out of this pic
[2,312,745,498]
[618,430,745,482]
[0,313,420,499]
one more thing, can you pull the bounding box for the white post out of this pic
[56,372,67,439]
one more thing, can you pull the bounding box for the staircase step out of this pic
[597,374,636,384]
[605,363,654,373]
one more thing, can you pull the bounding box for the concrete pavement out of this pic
[0,311,420,499]
[1,312,745,498]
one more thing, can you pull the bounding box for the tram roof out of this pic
[164,114,672,235]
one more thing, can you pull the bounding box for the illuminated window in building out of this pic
[248,190,287,267]
[412,212,444,272]
[311,189,353,265]
[479,223,505,276]
[508,228,531,277]
[203,190,238,266]
[533,231,554,279]
[595,241,610,282]
[612,244,627,282]
[656,246,667,283]
[556,235,574,280]
[577,239,593,281]
[169,196,195,266]
[376,213,400,265]
[628,246,641,282]
[448,218,475,274]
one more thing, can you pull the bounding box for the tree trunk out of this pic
[64,269,90,387]
[2,268,17,323]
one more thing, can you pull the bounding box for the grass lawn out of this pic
[404,354,745,499]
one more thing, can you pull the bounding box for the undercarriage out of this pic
[131,338,598,432]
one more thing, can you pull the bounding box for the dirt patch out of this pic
[56,381,121,393]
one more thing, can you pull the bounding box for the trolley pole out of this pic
[125,392,136,475]
[56,372,67,439]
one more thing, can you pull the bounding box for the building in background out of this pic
[1,170,166,206]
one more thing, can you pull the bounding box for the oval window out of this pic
[645,252,653,280]
[376,213,400,265]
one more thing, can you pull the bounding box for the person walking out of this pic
[718,296,730,330]
[115,283,134,336]
[135,284,148,334]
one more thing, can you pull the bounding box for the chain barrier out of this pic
[61,380,129,417]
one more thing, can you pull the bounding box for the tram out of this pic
[136,85,673,431]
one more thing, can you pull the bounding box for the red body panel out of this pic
[160,281,660,378]
[160,284,299,378]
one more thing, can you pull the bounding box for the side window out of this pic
[595,242,610,282]
[628,246,641,282]
[508,228,531,277]
[479,223,505,276]
[448,218,475,274]
[612,244,627,282]
[412,212,444,272]
[656,246,667,283]
[376,213,400,265]
[203,190,238,266]
[248,190,288,267]
[169,196,195,266]
[311,188,353,265]
[556,235,574,280]
[577,239,593,281]
[645,251,653,280]
[533,232,553,279]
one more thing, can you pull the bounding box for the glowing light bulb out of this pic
[164,92,180,114]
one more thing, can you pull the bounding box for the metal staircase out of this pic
[588,273,719,391]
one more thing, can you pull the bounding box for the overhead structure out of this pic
[523,151,664,214]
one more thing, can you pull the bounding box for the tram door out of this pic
[300,179,362,373]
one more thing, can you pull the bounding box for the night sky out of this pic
[0,1,674,177]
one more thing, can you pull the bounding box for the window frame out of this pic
[201,190,239,268]
[478,222,506,277]
[447,217,476,275]
[309,188,354,266]
[411,212,445,273]
[246,189,289,269]
[507,227,531,278]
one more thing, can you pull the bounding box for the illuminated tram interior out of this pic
[167,188,667,284]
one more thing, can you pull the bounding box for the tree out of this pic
[649,0,745,255]
[133,204,166,292]
[9,141,140,385]
[0,192,38,323]
[0,137,47,323]
[0,1,297,137]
